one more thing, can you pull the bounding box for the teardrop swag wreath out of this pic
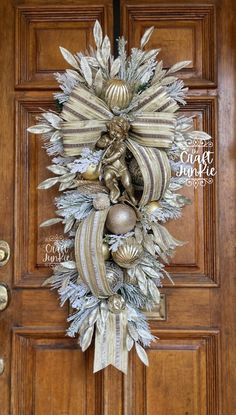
[28,22,211,373]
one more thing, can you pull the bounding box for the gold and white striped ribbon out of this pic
[75,209,115,298]
[127,138,171,206]
[133,84,179,114]
[62,119,107,156]
[93,310,128,374]
[130,112,176,148]
[61,85,113,122]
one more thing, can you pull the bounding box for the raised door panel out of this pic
[11,329,101,415]
[166,97,217,286]
[126,330,220,415]
[14,95,70,287]
[15,4,113,89]
[121,2,216,87]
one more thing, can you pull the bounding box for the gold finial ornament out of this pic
[112,238,143,268]
[105,204,137,234]
[105,79,132,110]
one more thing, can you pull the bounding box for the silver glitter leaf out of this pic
[101,35,111,62]
[110,57,121,78]
[80,326,94,352]
[47,165,68,175]
[59,47,80,69]
[40,218,62,227]
[126,334,134,351]
[94,69,103,96]
[38,177,58,189]
[128,324,139,341]
[168,60,191,74]
[27,124,53,134]
[135,342,149,366]
[93,20,103,48]
[140,26,154,49]
[80,57,93,86]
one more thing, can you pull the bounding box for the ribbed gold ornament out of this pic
[105,79,132,110]
[112,238,143,268]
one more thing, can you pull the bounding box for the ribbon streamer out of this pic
[75,208,115,298]
[75,209,129,373]
[94,310,128,374]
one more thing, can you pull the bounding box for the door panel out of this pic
[0,0,235,414]
[16,4,113,89]
[121,2,216,87]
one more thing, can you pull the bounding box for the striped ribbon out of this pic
[62,119,107,156]
[60,83,177,156]
[75,209,129,373]
[94,310,128,374]
[127,138,171,206]
[130,112,176,148]
[61,85,113,122]
[75,208,115,298]
[132,83,179,114]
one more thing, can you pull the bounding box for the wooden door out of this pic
[0,0,235,414]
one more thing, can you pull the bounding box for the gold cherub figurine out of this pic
[96,116,137,205]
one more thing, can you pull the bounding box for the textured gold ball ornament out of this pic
[105,79,132,110]
[102,243,110,261]
[105,204,137,234]
[81,165,100,180]
[93,193,110,210]
[145,201,161,214]
[108,294,126,314]
[112,238,143,268]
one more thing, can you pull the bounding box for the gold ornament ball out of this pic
[108,294,126,314]
[145,200,160,214]
[105,204,137,234]
[102,242,110,261]
[81,165,100,181]
[105,79,132,110]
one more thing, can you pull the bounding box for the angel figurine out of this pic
[96,116,137,205]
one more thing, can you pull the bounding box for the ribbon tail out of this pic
[93,310,128,374]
